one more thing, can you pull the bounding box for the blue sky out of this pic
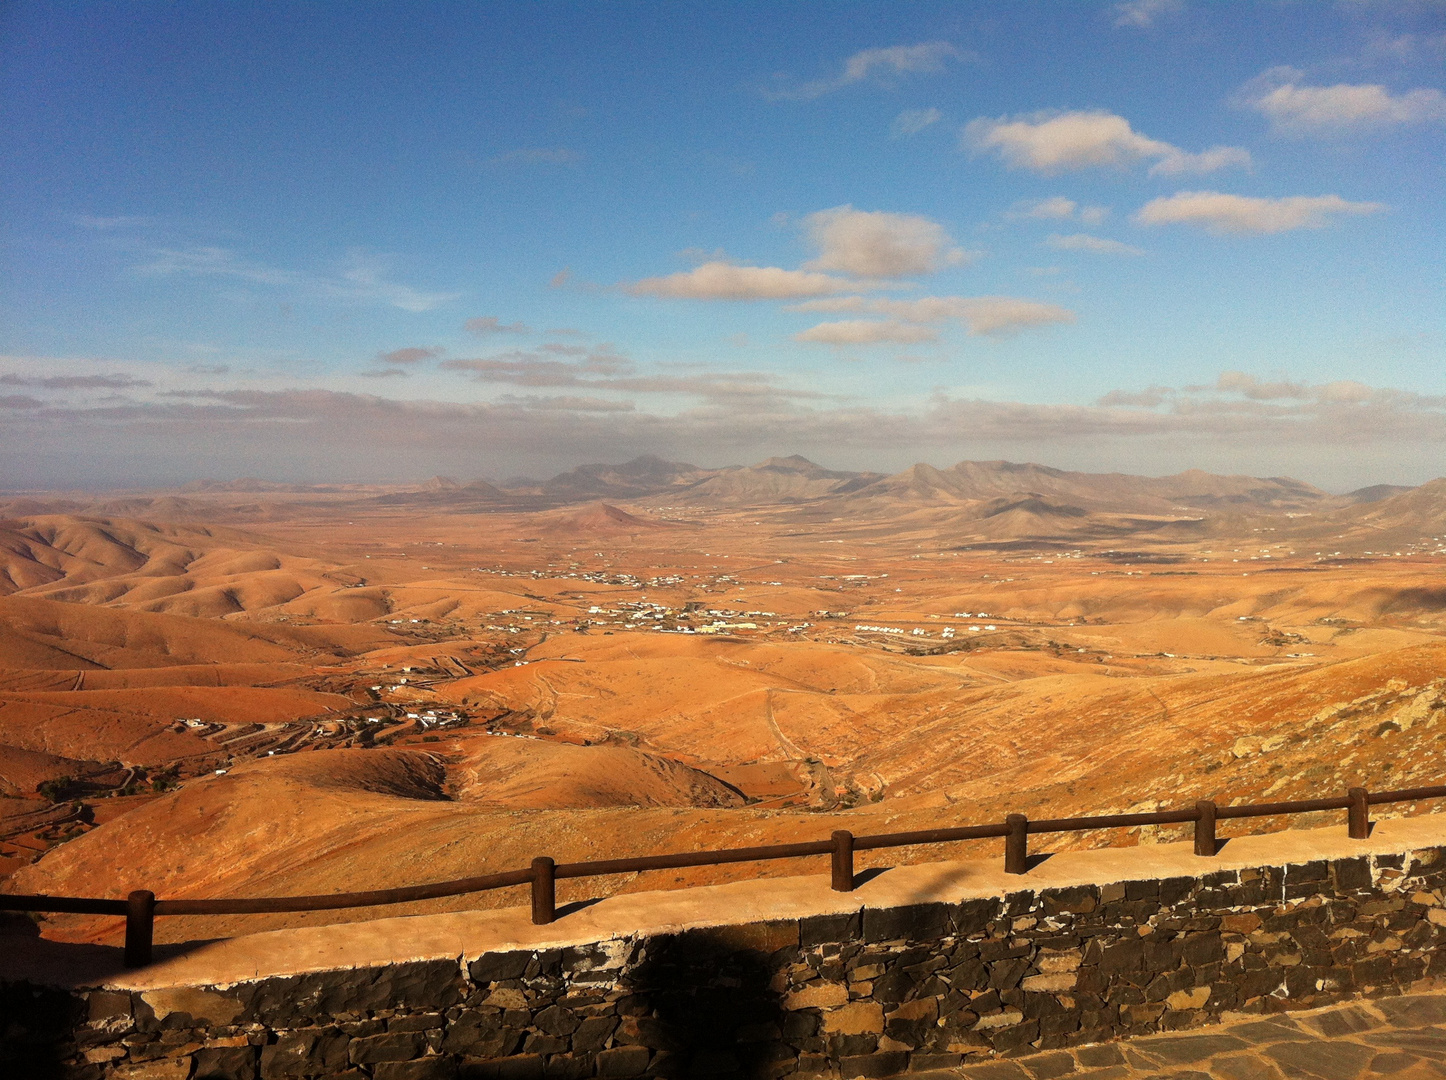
[1,1,1443,489]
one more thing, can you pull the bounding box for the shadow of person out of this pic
[0,977,86,1080]
[623,927,791,1079]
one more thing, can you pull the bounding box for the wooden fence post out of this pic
[124,890,155,968]
[531,857,556,925]
[831,830,854,892]
[1194,800,1218,856]
[1004,814,1028,874]
[1348,787,1371,839]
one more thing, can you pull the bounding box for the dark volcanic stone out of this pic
[374,1059,460,1080]
[838,1051,907,1078]
[194,1045,261,1080]
[242,962,463,1027]
[571,1015,619,1052]
[459,1053,545,1080]
[349,1031,427,1064]
[595,1045,650,1077]
[470,953,534,984]
[532,1007,579,1038]
[442,1012,520,1058]
[800,911,861,947]
[863,903,950,944]
[259,1027,350,1078]
[543,1053,593,1079]
[953,899,999,937]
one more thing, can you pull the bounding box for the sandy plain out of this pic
[0,456,1443,947]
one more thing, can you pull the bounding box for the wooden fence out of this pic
[2,783,1440,968]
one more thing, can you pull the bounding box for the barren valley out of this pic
[2,455,1444,946]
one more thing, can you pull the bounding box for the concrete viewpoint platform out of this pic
[6,811,1444,993]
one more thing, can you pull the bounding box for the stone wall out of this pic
[7,847,1446,1080]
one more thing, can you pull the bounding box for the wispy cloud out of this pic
[1100,370,1446,415]
[964,109,1250,175]
[464,316,532,335]
[891,108,943,137]
[1361,30,1446,66]
[338,253,461,312]
[0,372,152,390]
[437,347,826,409]
[1135,191,1387,233]
[790,295,1077,337]
[764,42,967,101]
[135,246,460,312]
[1209,370,1311,399]
[488,147,581,165]
[795,320,939,345]
[1111,0,1183,28]
[1007,197,1109,225]
[496,395,636,413]
[626,262,861,301]
[441,347,633,387]
[377,346,444,365]
[1044,233,1145,255]
[73,214,149,230]
[1239,66,1446,134]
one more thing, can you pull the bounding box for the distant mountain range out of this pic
[4,457,1442,553]
[502,455,1374,516]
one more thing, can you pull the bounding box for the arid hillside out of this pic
[2,459,1444,946]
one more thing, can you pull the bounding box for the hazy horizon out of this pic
[1,449,1438,499]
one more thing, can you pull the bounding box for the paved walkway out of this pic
[944,992,1446,1080]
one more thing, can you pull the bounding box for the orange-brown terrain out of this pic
[2,456,1444,945]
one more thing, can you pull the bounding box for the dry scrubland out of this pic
[0,456,1444,946]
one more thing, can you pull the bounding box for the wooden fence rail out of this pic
[2,784,1441,969]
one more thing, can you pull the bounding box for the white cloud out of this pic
[769,42,966,100]
[791,294,1077,336]
[965,110,1249,175]
[795,320,939,345]
[626,262,859,301]
[892,108,943,137]
[1112,0,1183,28]
[1240,66,1446,134]
[1044,233,1146,255]
[803,205,968,277]
[1135,191,1387,233]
